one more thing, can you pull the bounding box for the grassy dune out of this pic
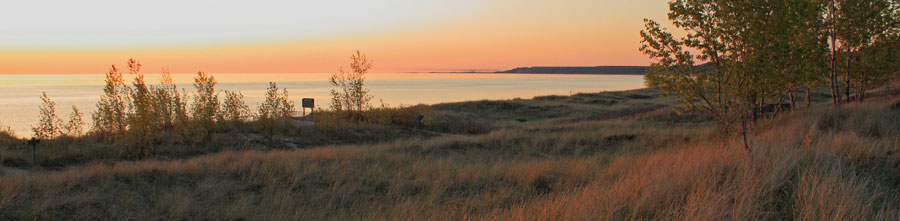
[1,87,899,219]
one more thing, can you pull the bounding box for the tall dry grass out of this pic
[487,100,900,220]
[1,92,898,220]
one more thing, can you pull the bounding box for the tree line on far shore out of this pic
[641,0,900,149]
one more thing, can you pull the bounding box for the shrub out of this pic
[32,92,62,139]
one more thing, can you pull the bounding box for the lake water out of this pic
[0,73,644,137]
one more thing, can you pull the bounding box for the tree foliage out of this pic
[92,64,130,139]
[642,0,900,150]
[330,51,373,114]
[126,59,156,155]
[221,90,252,122]
[32,92,62,139]
[640,0,870,150]
[191,71,220,136]
[258,82,294,120]
[828,0,899,102]
[150,68,178,129]
[64,105,85,137]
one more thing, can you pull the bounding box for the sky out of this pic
[0,0,673,74]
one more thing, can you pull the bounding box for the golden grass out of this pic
[2,96,899,219]
[485,101,900,220]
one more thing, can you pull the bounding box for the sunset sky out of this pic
[0,0,672,74]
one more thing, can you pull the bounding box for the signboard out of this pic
[302,98,314,108]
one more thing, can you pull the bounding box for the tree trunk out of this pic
[741,116,751,152]
[845,48,852,101]
[829,0,839,106]
[789,91,796,109]
[805,87,811,108]
[859,58,869,101]
[773,91,789,117]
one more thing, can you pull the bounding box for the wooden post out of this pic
[28,137,40,166]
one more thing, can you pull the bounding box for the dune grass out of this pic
[0,88,673,170]
[1,88,898,219]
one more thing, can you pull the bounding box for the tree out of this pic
[856,34,900,101]
[258,82,294,120]
[278,88,295,119]
[64,105,85,137]
[151,67,177,129]
[792,1,831,108]
[173,87,190,132]
[33,92,62,139]
[827,0,842,104]
[257,82,294,136]
[92,64,130,140]
[329,51,373,115]
[825,0,898,103]
[767,0,829,110]
[640,0,825,150]
[221,90,252,122]
[191,71,220,140]
[125,59,155,156]
[836,0,898,101]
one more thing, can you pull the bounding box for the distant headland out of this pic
[496,66,648,75]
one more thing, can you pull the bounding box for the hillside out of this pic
[2,85,900,219]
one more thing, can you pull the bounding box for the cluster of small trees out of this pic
[641,0,900,149]
[327,50,377,123]
[32,51,384,153]
[32,92,85,139]
[33,59,296,156]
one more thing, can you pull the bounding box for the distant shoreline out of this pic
[423,72,645,75]
[421,66,649,75]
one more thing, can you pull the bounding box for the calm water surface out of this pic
[0,73,644,137]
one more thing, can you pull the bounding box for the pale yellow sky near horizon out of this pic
[0,0,674,74]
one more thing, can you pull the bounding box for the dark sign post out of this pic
[301,98,315,120]
[28,137,40,166]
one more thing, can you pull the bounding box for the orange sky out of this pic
[0,0,673,74]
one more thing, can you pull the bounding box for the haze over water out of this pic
[0,73,644,137]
